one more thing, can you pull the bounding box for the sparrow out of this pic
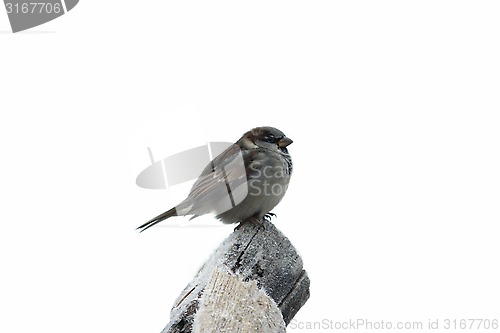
[137,126,293,232]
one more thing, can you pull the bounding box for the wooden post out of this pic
[161,219,310,333]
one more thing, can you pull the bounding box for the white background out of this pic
[1,1,499,332]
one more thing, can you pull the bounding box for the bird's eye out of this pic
[264,135,277,143]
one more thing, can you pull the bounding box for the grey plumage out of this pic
[137,127,293,232]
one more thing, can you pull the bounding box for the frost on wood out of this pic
[193,269,286,333]
[162,219,310,333]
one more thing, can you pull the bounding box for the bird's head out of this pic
[240,126,293,154]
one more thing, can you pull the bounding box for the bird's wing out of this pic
[182,144,254,213]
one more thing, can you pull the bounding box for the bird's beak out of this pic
[278,137,293,148]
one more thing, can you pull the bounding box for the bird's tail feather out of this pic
[137,207,178,232]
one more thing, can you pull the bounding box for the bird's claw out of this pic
[263,213,276,222]
[234,216,265,231]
